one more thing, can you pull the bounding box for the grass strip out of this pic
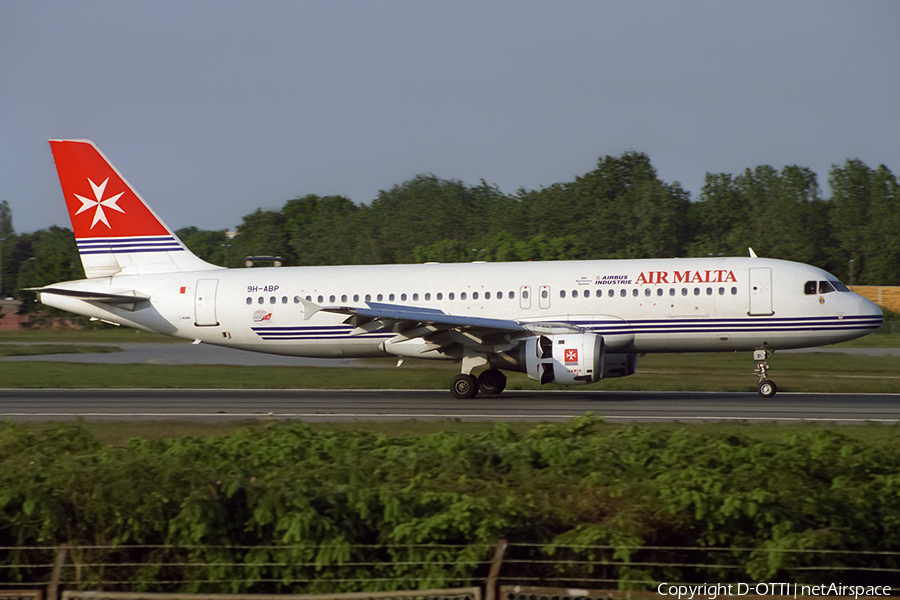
[2,352,898,393]
[0,344,120,357]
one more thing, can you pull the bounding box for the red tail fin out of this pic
[49,140,216,277]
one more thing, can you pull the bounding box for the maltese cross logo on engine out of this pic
[74,177,125,229]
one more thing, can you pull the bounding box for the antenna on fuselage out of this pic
[748,248,758,258]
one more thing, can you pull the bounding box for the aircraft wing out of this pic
[300,299,583,357]
[328,301,525,332]
[299,298,527,354]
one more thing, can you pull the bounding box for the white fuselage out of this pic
[42,256,883,359]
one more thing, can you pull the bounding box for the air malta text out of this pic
[636,270,737,285]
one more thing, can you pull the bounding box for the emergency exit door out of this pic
[194,279,219,326]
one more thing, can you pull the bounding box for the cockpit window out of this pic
[818,280,836,294]
[806,279,849,295]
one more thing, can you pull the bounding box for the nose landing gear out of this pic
[754,349,777,398]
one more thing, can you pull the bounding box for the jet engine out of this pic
[500,333,637,385]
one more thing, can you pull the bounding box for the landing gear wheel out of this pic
[478,369,507,395]
[450,374,479,399]
[758,380,777,398]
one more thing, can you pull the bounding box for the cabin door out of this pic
[195,279,220,326]
[748,268,773,316]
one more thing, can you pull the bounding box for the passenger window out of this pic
[461,292,467,300]
[497,291,503,300]
[450,292,455,300]
[644,288,651,297]
[246,297,252,305]
[681,288,688,296]
[377,294,383,301]
[718,287,725,296]
[282,296,288,304]
[609,289,615,298]
[693,288,700,296]
[258,297,264,304]
[596,289,602,298]
[632,289,639,297]
[560,290,566,299]
[306,295,312,301]
[804,281,817,295]
[389,293,395,301]
[510,291,515,299]
[669,288,675,296]
[485,292,490,300]
[471,292,477,300]
[619,289,626,298]
[706,288,713,296]
[731,287,738,295]
[270,296,277,304]
[413,293,419,301]
[317,295,324,303]
[353,294,359,302]
[437,292,443,300]
[294,296,301,304]
[425,293,431,301]
[572,290,578,298]
[541,290,548,299]
[819,281,836,294]
[657,288,663,297]
[365,294,371,302]
[329,295,335,303]
[401,293,407,301]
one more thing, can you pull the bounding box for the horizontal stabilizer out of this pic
[29,287,150,304]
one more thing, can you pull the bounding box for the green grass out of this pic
[1,351,898,393]
[0,328,179,343]
[0,344,120,357]
[832,331,900,348]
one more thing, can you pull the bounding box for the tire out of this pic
[478,369,507,395]
[450,374,479,399]
[758,380,777,398]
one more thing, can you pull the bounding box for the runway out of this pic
[2,389,899,423]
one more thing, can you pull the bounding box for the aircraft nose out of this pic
[857,294,884,325]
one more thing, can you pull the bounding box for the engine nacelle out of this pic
[524,333,603,385]
[521,333,638,385]
[602,352,639,378]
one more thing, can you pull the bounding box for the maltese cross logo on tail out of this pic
[74,177,125,229]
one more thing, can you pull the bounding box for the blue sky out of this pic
[2,0,898,234]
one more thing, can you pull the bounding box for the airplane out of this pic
[34,139,884,398]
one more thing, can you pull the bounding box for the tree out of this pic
[860,166,900,285]
[231,209,290,266]
[175,227,229,266]
[0,200,13,297]
[283,195,364,266]
[15,227,83,312]
[829,159,874,283]
[368,175,492,263]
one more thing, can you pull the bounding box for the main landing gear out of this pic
[450,369,507,399]
[754,349,777,398]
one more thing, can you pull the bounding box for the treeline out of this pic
[143,153,900,285]
[2,418,900,591]
[2,152,899,301]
